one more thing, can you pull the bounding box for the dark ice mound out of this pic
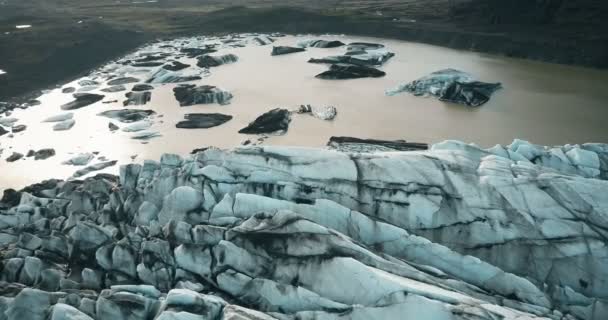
[298,39,345,48]
[60,93,105,110]
[145,68,204,84]
[162,61,190,71]
[176,113,233,129]
[107,77,140,86]
[309,42,394,67]
[98,109,156,123]
[173,85,233,106]
[132,84,154,92]
[316,64,386,79]
[132,62,164,67]
[196,54,238,68]
[101,85,127,93]
[271,46,306,56]
[181,47,217,58]
[123,91,152,106]
[238,108,291,135]
[34,148,55,160]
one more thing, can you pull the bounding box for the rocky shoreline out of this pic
[1,139,607,319]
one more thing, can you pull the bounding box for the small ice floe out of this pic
[131,130,161,140]
[15,25,31,29]
[0,117,18,126]
[0,69,6,75]
[42,113,73,123]
[53,119,76,131]
[121,120,152,132]
[63,153,94,166]
[296,105,337,121]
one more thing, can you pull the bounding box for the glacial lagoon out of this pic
[1,33,608,190]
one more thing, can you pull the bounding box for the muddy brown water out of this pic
[1,34,608,191]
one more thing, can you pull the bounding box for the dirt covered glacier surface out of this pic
[0,139,607,319]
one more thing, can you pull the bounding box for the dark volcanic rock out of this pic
[316,64,386,79]
[196,54,238,68]
[176,113,233,129]
[12,125,26,133]
[123,91,152,106]
[132,84,154,92]
[299,39,345,48]
[34,149,55,160]
[0,126,9,136]
[101,85,127,93]
[107,77,140,86]
[61,87,76,94]
[162,61,190,71]
[386,69,502,107]
[173,85,233,106]
[327,136,429,152]
[238,108,291,135]
[271,46,306,56]
[98,109,156,123]
[181,47,217,58]
[61,93,105,110]
[6,152,23,162]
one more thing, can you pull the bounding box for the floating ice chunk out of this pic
[252,35,274,46]
[145,68,205,84]
[271,46,305,56]
[52,119,75,131]
[42,113,73,123]
[98,109,156,123]
[309,42,395,67]
[131,130,161,140]
[173,85,233,106]
[196,54,238,68]
[0,117,18,126]
[122,121,152,132]
[386,68,501,107]
[297,104,337,120]
[297,39,345,48]
[63,153,94,166]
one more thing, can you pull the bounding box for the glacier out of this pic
[0,139,607,319]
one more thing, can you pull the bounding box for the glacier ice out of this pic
[0,140,607,319]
